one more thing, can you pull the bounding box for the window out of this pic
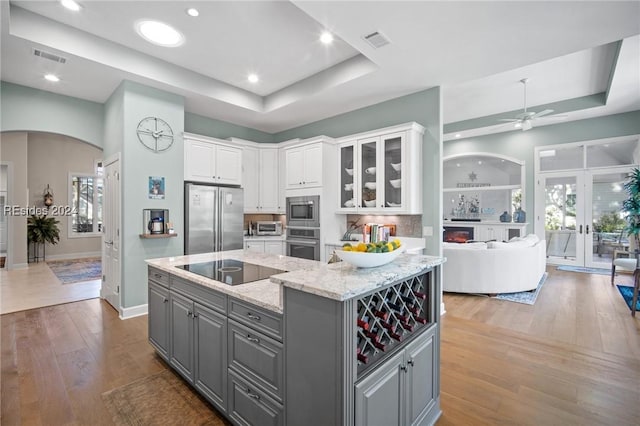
[69,170,103,237]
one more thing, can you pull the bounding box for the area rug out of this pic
[556,265,611,275]
[46,257,102,284]
[492,272,547,305]
[102,370,228,426]
[615,285,640,312]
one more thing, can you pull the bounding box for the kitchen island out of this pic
[146,250,444,426]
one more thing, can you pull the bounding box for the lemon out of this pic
[342,242,352,249]
[393,239,401,247]
[356,243,367,252]
[386,242,394,252]
[342,246,353,252]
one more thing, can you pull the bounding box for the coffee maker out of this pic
[143,209,169,235]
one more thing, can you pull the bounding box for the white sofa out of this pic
[443,234,546,294]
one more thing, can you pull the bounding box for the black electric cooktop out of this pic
[177,259,286,286]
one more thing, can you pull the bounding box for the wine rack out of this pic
[356,272,431,375]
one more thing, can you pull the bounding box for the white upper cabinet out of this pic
[337,123,424,214]
[285,143,323,189]
[184,135,242,186]
[243,146,280,214]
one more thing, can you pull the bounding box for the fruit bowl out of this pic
[335,247,405,268]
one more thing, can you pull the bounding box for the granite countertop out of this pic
[271,253,445,302]
[145,250,318,314]
[147,250,445,310]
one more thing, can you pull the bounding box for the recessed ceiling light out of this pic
[60,0,81,11]
[135,20,184,47]
[248,74,259,83]
[478,160,482,165]
[320,31,334,44]
[454,134,461,138]
[514,122,522,128]
[456,163,460,167]
[186,8,199,17]
[44,73,60,82]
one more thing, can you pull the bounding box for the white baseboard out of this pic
[46,251,102,261]
[9,262,28,270]
[441,302,446,316]
[120,303,148,320]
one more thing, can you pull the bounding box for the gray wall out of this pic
[27,132,103,258]
[1,82,104,148]
[0,132,28,268]
[444,110,640,233]
[273,88,444,255]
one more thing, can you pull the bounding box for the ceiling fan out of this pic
[499,78,556,131]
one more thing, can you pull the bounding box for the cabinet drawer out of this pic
[171,276,226,314]
[148,266,169,287]
[228,320,283,401]
[229,298,283,341]
[228,369,283,426]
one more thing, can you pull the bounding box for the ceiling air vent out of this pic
[33,48,67,64]
[363,31,390,49]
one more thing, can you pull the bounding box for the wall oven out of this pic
[286,195,320,228]
[286,227,320,261]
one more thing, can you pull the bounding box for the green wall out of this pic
[444,110,640,233]
[1,81,104,148]
[120,81,185,308]
[185,112,274,143]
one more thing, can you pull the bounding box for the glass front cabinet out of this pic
[337,123,425,214]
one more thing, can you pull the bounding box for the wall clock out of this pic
[136,117,174,153]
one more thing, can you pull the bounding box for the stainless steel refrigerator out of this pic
[185,183,244,255]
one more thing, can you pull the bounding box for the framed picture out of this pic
[148,176,165,199]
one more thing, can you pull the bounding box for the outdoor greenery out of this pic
[593,211,625,233]
[622,167,640,248]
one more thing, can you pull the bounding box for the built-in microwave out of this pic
[256,221,283,236]
[286,195,320,228]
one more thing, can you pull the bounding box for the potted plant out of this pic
[622,167,640,250]
[27,215,61,262]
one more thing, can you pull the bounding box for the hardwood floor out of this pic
[0,262,101,314]
[1,266,638,425]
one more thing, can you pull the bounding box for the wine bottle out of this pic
[374,309,389,321]
[414,291,427,300]
[357,316,370,331]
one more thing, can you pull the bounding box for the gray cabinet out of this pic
[170,291,194,382]
[194,303,227,413]
[355,350,405,426]
[148,280,170,360]
[228,369,283,426]
[355,327,438,426]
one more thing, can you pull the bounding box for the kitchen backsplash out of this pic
[346,214,422,238]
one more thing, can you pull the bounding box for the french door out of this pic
[537,167,632,268]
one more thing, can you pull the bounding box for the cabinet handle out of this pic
[245,387,261,400]
[218,176,221,179]
[400,364,407,372]
[154,273,163,279]
[407,359,414,367]
[187,311,193,317]
[163,297,168,303]
[193,313,199,318]
[246,313,261,321]
[246,334,260,344]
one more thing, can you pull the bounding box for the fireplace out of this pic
[443,226,474,243]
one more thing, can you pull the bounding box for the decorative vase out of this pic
[514,209,526,223]
[500,211,512,223]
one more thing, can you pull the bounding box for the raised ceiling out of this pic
[1,1,639,134]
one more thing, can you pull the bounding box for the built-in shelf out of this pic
[139,233,178,239]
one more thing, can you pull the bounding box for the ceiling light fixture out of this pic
[44,73,60,82]
[186,8,199,17]
[455,134,461,138]
[60,0,81,11]
[135,20,184,47]
[248,74,259,83]
[320,31,334,44]
[514,122,522,128]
